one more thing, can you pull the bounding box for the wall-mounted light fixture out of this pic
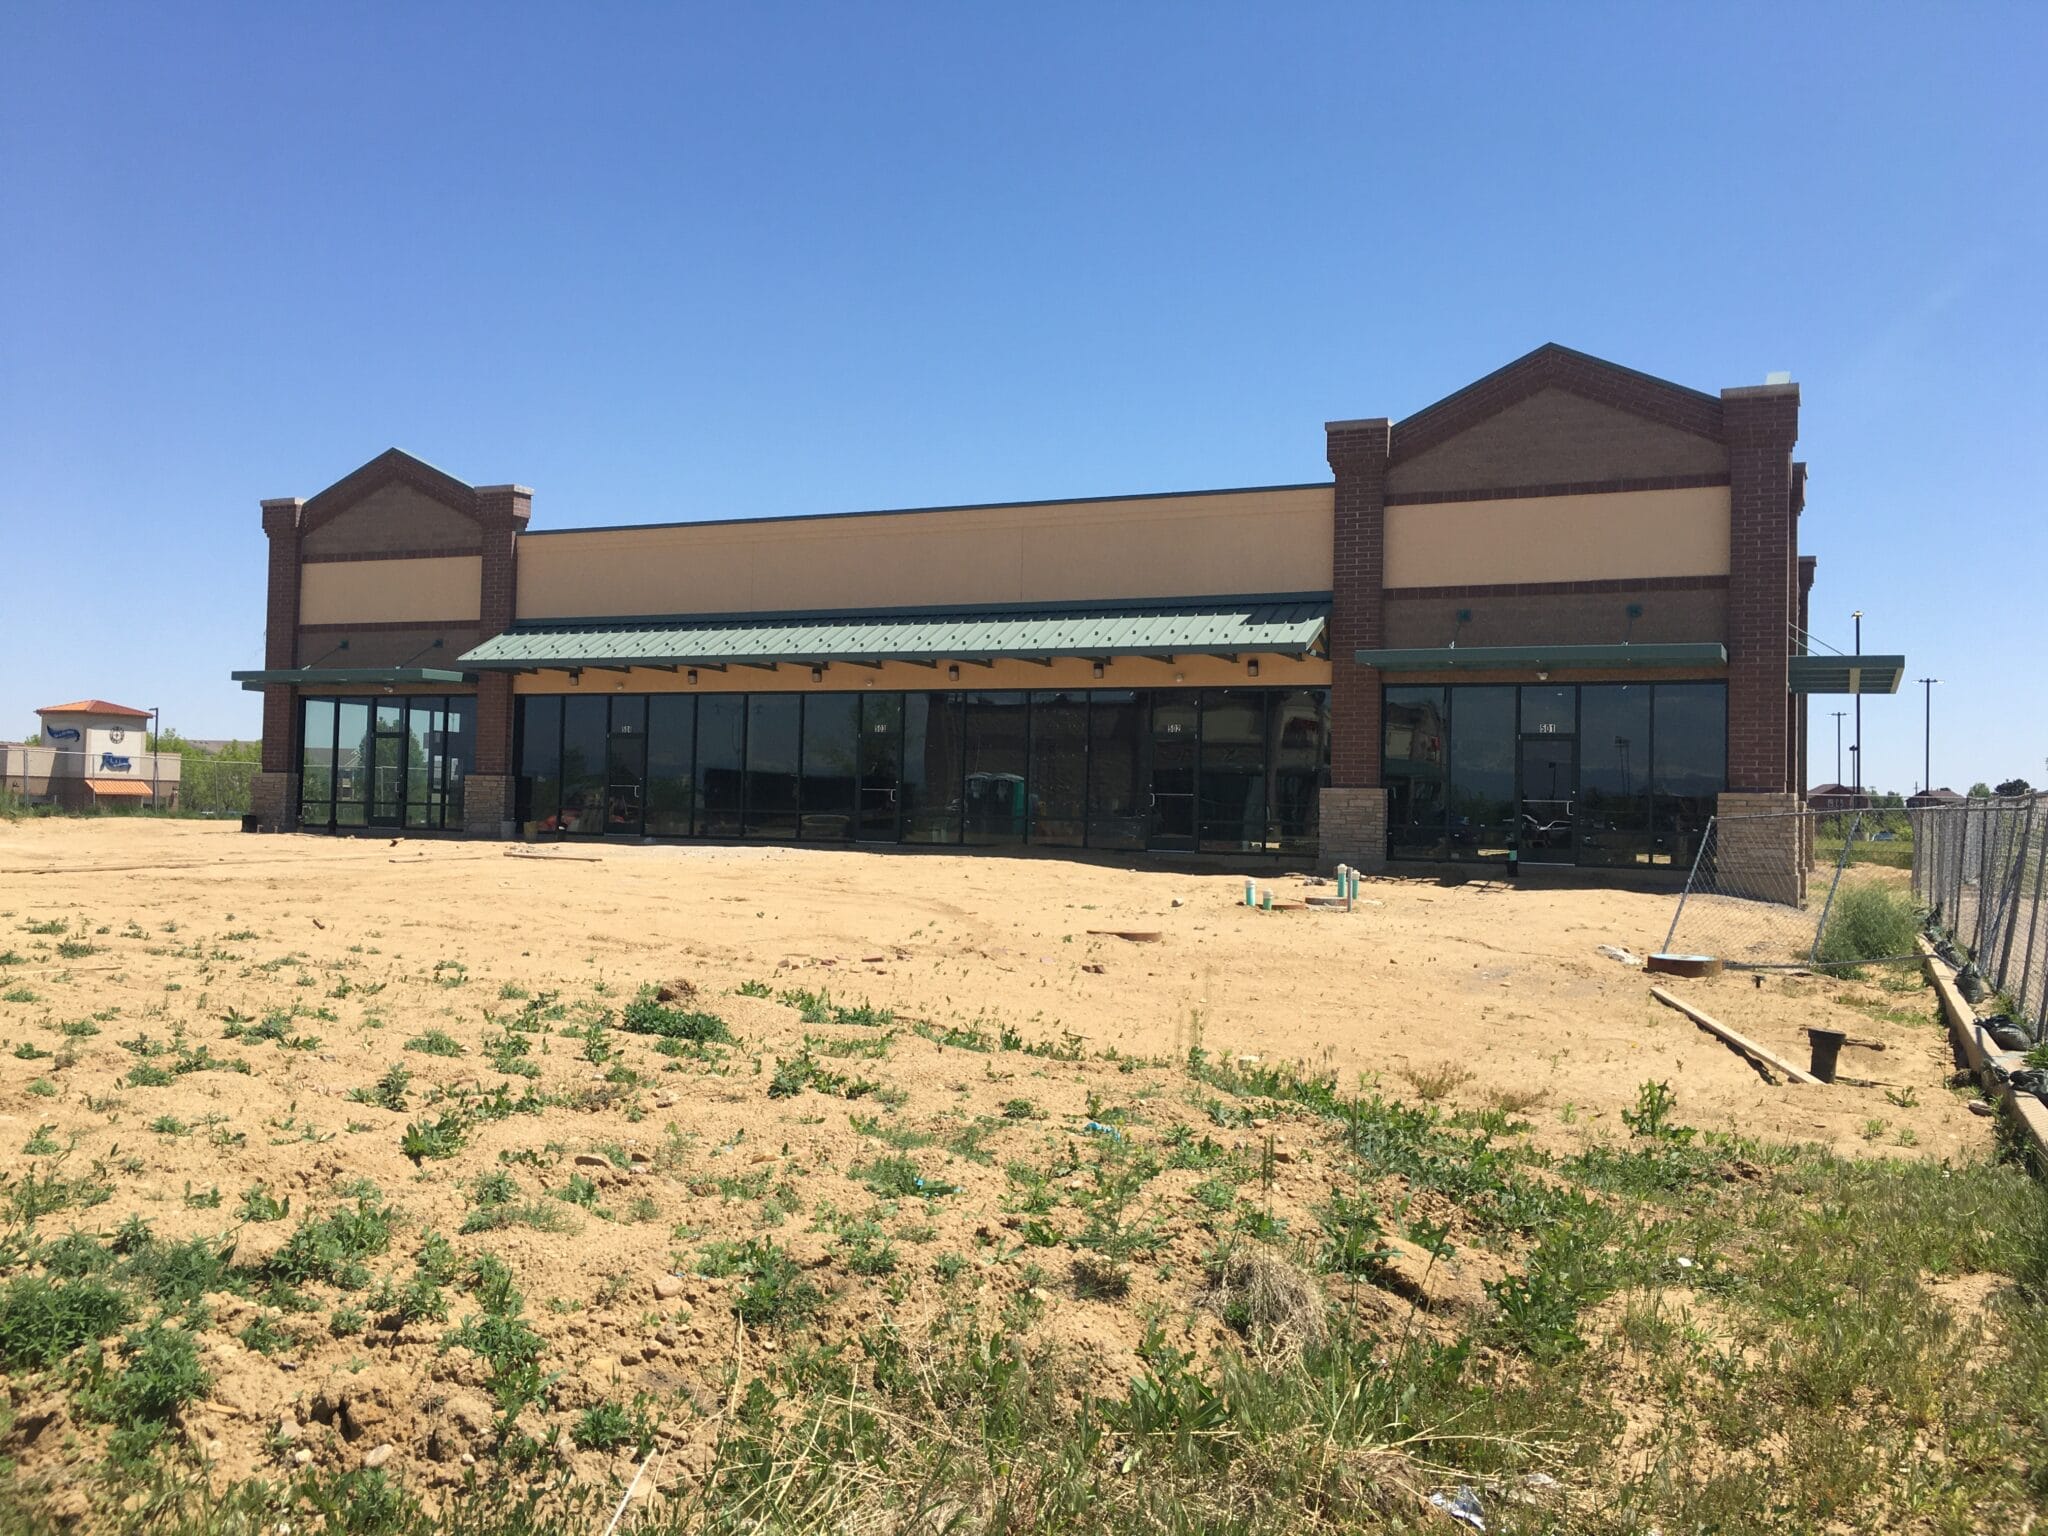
[686,669,698,685]
[1247,658,1260,679]
[947,664,960,682]
[568,668,583,687]
[1174,671,1185,684]
[615,680,625,691]
[1092,661,1104,680]
[810,666,823,683]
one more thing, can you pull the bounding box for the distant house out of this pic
[27,699,179,810]
[1907,786,1967,810]
[1807,782,1868,812]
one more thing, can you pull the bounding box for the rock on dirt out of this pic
[653,1274,685,1300]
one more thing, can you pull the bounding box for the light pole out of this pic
[151,707,160,810]
[1829,710,1847,787]
[1851,610,1864,798]
[1918,678,1940,795]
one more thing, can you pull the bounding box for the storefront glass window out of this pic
[800,694,859,840]
[1086,692,1145,850]
[696,696,744,837]
[901,693,964,844]
[1384,686,1448,860]
[1028,692,1087,846]
[642,696,693,836]
[1199,691,1268,852]
[744,695,800,839]
[1578,685,1652,867]
[963,692,1028,845]
[1448,686,1516,860]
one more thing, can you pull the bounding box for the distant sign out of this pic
[99,753,132,772]
[46,727,80,743]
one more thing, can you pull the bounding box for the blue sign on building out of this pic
[99,753,132,772]
[46,726,81,742]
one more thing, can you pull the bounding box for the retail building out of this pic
[238,344,1901,874]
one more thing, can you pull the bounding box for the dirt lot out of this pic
[0,820,2000,1529]
[0,820,1978,1156]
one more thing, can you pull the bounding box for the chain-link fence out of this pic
[1915,794,2046,1042]
[1663,806,1923,973]
[0,747,257,819]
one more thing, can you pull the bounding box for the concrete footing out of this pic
[1921,936,2048,1169]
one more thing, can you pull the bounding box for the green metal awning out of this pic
[1354,642,1726,671]
[1788,654,1905,695]
[230,667,474,693]
[458,598,1329,671]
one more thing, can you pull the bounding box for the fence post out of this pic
[1808,810,1859,965]
[1662,814,1714,955]
[1996,798,2035,990]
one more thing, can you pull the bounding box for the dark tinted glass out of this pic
[441,698,473,829]
[1028,692,1086,846]
[405,700,435,828]
[1448,686,1514,859]
[334,700,370,827]
[1384,685,1447,859]
[299,698,337,827]
[963,692,1027,845]
[744,695,800,838]
[517,696,561,834]
[1652,683,1726,866]
[696,695,744,836]
[1087,692,1144,849]
[901,693,962,844]
[645,696,694,836]
[1269,689,1327,853]
[1520,686,1575,736]
[560,695,608,835]
[1199,691,1267,852]
[607,696,646,834]
[1578,685,1651,867]
[800,694,859,839]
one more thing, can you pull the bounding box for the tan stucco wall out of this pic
[1383,486,1730,589]
[514,488,1334,621]
[300,556,483,627]
[508,652,1331,697]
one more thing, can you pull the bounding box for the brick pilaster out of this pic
[471,486,530,784]
[1326,419,1390,790]
[1722,384,1799,792]
[259,498,304,780]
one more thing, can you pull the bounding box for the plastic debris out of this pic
[1427,1486,1486,1531]
[1596,945,1644,967]
[1081,1120,1125,1142]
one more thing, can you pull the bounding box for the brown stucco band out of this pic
[299,619,484,635]
[1384,472,1730,506]
[301,547,492,565]
[1384,574,1730,600]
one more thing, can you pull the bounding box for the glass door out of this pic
[856,694,902,842]
[607,698,647,835]
[1517,736,1576,864]
[369,700,406,827]
[1148,695,1198,850]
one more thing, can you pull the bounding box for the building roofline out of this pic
[517,480,1335,539]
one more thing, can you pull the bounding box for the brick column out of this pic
[1322,418,1391,870]
[469,485,531,839]
[1722,383,1799,793]
[253,498,304,830]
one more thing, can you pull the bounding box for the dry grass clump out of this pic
[1199,1242,1328,1358]
[1486,1083,1550,1115]
[1399,1061,1472,1102]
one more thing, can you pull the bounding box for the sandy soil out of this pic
[0,820,1975,1157]
[0,820,1988,1516]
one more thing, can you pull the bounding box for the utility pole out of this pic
[1851,611,1864,799]
[1917,679,1939,798]
[1829,710,1847,786]
[151,706,160,810]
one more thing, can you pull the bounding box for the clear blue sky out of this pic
[3,4,2042,793]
